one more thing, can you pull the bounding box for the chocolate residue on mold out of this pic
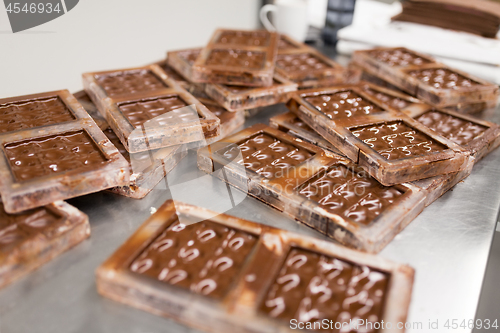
[4,130,109,182]
[129,219,257,299]
[260,247,389,333]
[350,120,446,160]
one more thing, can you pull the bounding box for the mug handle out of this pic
[259,4,277,31]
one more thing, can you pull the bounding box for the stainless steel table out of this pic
[1,83,499,333]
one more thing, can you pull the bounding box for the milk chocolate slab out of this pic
[97,200,414,332]
[0,90,129,213]
[198,124,429,252]
[275,47,360,88]
[287,85,471,186]
[269,111,343,155]
[351,47,499,107]
[0,201,89,289]
[191,29,279,87]
[83,64,220,153]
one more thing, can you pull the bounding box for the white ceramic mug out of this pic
[260,0,309,42]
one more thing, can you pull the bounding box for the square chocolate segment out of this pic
[217,132,313,179]
[216,30,270,46]
[0,201,89,289]
[408,68,481,90]
[350,121,446,161]
[304,90,386,119]
[415,111,487,146]
[368,47,434,67]
[5,131,109,182]
[296,164,405,225]
[129,218,257,299]
[276,52,332,73]
[97,200,414,332]
[205,49,266,70]
[95,69,169,98]
[0,96,75,134]
[117,95,194,128]
[260,247,388,330]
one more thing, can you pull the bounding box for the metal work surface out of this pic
[1,52,500,332]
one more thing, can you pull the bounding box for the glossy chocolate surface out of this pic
[415,110,487,145]
[205,50,266,70]
[217,30,269,46]
[297,165,404,225]
[0,203,64,253]
[276,52,332,73]
[350,121,446,160]
[0,96,74,134]
[4,130,109,182]
[361,86,410,111]
[129,219,257,299]
[118,95,199,128]
[408,68,480,90]
[261,247,388,331]
[368,48,433,67]
[304,90,386,120]
[218,133,312,179]
[95,69,168,97]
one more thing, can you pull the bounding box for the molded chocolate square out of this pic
[275,48,360,88]
[96,200,413,332]
[403,108,500,163]
[82,64,221,153]
[351,47,499,107]
[0,90,129,213]
[191,29,279,87]
[287,85,472,186]
[198,124,430,252]
[0,201,89,289]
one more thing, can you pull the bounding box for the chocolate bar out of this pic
[198,124,430,252]
[351,47,499,107]
[287,85,472,185]
[191,29,279,87]
[97,200,414,332]
[168,47,297,112]
[269,111,344,155]
[82,64,220,153]
[353,63,498,114]
[0,201,89,289]
[0,90,129,213]
[275,46,360,88]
